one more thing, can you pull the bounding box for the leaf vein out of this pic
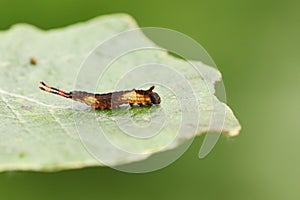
[0,88,70,110]
[0,95,32,134]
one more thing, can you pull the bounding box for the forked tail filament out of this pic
[39,81,72,98]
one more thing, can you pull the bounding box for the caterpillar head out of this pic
[148,86,161,104]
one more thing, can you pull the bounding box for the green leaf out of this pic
[0,14,241,172]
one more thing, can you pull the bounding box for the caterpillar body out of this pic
[39,81,161,110]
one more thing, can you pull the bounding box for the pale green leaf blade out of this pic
[0,14,241,172]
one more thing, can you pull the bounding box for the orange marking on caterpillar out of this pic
[39,81,161,110]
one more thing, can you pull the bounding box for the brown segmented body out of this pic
[39,82,161,110]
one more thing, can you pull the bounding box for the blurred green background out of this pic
[1,0,299,199]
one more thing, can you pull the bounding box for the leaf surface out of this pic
[0,14,241,172]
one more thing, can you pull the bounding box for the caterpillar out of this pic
[39,81,161,110]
